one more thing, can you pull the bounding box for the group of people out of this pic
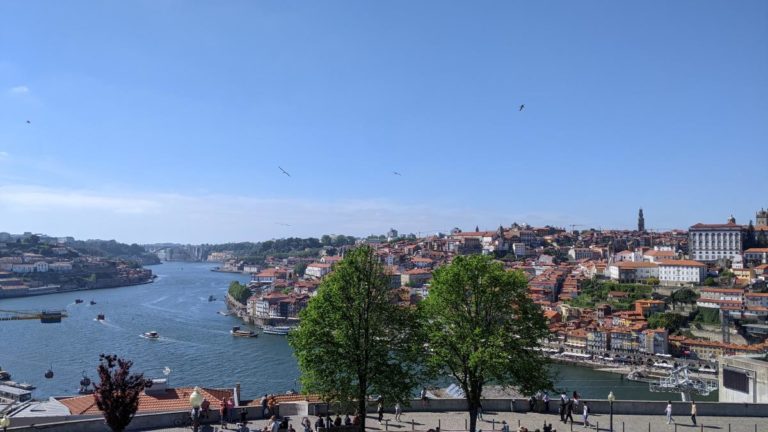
[665,400,698,425]
[309,412,361,431]
[218,397,248,430]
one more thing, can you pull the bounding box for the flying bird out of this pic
[393,171,402,176]
[519,104,525,112]
[278,166,291,177]
[26,120,31,124]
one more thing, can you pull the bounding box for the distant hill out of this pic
[69,239,161,265]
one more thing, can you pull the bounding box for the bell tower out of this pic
[638,208,645,232]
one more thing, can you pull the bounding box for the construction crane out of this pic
[0,309,67,323]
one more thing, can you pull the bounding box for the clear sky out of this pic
[1,1,766,244]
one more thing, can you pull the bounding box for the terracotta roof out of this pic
[657,259,706,267]
[689,223,744,230]
[613,261,657,269]
[745,248,768,253]
[58,387,234,416]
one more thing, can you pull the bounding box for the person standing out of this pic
[221,401,229,429]
[395,402,402,422]
[421,388,429,407]
[582,402,590,428]
[261,394,269,418]
[543,392,550,413]
[665,401,675,424]
[227,398,236,423]
[377,402,384,424]
[690,401,697,425]
[501,420,510,432]
[478,401,484,420]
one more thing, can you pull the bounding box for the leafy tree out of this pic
[704,277,718,286]
[288,246,421,432]
[294,262,308,277]
[647,312,687,333]
[321,235,333,246]
[420,255,551,432]
[671,288,699,304]
[645,277,660,286]
[228,281,251,304]
[93,354,152,432]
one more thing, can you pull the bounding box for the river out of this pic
[0,262,716,401]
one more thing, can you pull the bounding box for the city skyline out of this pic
[1,1,767,244]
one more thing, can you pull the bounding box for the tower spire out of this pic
[638,208,645,232]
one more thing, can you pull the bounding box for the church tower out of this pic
[757,208,768,227]
[638,208,645,232]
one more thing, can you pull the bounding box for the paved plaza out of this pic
[149,410,768,432]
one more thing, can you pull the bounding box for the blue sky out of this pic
[1,1,766,244]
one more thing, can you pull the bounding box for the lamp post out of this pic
[190,386,204,432]
[0,414,10,432]
[607,391,615,432]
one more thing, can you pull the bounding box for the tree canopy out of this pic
[228,281,251,304]
[93,354,152,432]
[420,255,551,432]
[288,246,421,431]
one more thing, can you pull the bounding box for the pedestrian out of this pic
[288,424,296,432]
[261,394,269,418]
[344,414,352,426]
[501,420,510,432]
[325,414,332,429]
[582,402,590,428]
[314,416,325,431]
[543,392,550,413]
[227,397,236,423]
[690,400,697,425]
[478,401,484,420]
[221,400,230,429]
[665,400,675,424]
[269,415,280,432]
[572,391,580,408]
[559,393,567,422]
[301,417,312,432]
[421,387,429,406]
[564,398,574,425]
[377,402,384,423]
[334,414,342,427]
[395,402,402,421]
[529,395,536,412]
[201,399,211,420]
[240,408,248,428]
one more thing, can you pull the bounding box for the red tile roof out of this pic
[58,387,234,416]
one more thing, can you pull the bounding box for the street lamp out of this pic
[607,391,615,432]
[190,387,204,432]
[0,414,10,432]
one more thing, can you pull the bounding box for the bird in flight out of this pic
[519,104,525,111]
[26,120,31,124]
[278,166,291,177]
[393,171,402,176]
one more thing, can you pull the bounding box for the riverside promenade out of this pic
[151,411,768,432]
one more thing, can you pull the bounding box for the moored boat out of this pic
[262,325,292,336]
[75,299,84,304]
[96,313,105,321]
[141,331,160,340]
[230,326,258,338]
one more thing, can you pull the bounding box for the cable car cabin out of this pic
[0,384,32,403]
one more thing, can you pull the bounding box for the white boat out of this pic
[230,326,258,338]
[262,325,292,335]
[141,331,160,340]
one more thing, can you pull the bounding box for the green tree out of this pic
[294,262,308,277]
[645,277,660,286]
[93,354,152,432]
[647,312,687,333]
[704,277,717,286]
[671,288,699,304]
[420,255,551,432]
[288,246,421,432]
[228,281,251,304]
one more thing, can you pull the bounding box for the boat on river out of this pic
[208,295,216,302]
[75,299,84,304]
[262,325,292,336]
[96,313,105,321]
[230,326,258,338]
[141,331,160,340]
[89,300,96,305]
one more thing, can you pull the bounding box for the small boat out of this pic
[75,299,84,304]
[217,311,231,316]
[96,313,105,321]
[141,331,160,340]
[230,326,258,338]
[89,300,96,305]
[0,370,11,381]
[262,325,292,336]
[208,295,216,302]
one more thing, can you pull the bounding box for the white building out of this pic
[305,262,332,279]
[607,261,658,283]
[689,218,745,262]
[657,259,706,286]
[697,288,745,310]
[744,248,768,265]
[613,250,642,262]
[568,247,598,261]
[11,264,35,273]
[49,262,73,272]
[512,243,527,257]
[643,249,678,263]
[34,261,49,273]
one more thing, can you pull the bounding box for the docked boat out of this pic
[217,310,231,316]
[3,381,36,390]
[96,313,105,321]
[262,325,292,336]
[75,299,84,304]
[230,326,258,338]
[141,331,160,340]
[0,370,10,381]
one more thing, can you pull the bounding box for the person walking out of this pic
[421,387,429,407]
[261,394,269,418]
[543,392,550,413]
[564,398,574,425]
[582,402,590,428]
[377,402,384,424]
[559,393,567,422]
[665,400,675,424]
[394,402,402,422]
[501,420,510,432]
[690,401,697,425]
[478,401,484,420]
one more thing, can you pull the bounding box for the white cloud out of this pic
[8,85,29,95]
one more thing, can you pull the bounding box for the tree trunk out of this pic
[358,386,367,432]
[468,404,478,432]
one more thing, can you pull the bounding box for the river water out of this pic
[0,262,716,401]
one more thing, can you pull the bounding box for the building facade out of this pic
[689,219,745,262]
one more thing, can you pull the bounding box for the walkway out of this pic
[150,410,768,432]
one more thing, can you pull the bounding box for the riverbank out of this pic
[0,276,155,299]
